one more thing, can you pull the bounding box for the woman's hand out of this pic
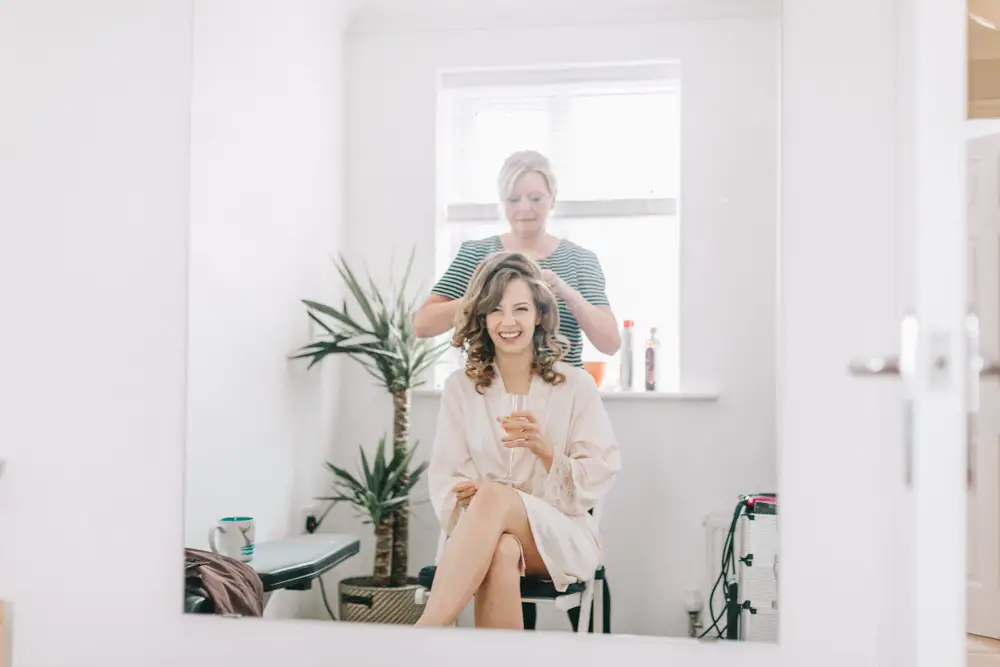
[498,411,554,467]
[453,481,478,508]
[539,269,570,300]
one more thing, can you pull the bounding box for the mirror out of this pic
[182,0,781,643]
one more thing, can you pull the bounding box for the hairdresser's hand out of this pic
[498,411,553,466]
[539,269,569,299]
[453,481,478,508]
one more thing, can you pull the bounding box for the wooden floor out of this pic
[969,633,1000,666]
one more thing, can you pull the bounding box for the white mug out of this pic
[208,516,255,562]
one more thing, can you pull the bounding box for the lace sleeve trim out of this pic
[543,452,578,510]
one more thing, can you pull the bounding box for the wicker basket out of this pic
[338,576,425,625]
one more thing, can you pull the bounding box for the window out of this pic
[433,62,681,391]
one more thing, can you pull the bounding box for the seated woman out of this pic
[417,251,622,630]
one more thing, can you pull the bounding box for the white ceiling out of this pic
[344,0,779,34]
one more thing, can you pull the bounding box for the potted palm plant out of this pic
[291,248,449,623]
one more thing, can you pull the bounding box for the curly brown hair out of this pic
[452,251,568,394]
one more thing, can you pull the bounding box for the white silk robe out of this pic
[427,362,622,592]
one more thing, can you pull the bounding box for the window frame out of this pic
[432,61,683,391]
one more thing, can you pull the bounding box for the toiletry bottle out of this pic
[619,320,634,390]
[645,327,660,391]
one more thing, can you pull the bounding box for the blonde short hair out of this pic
[497,150,558,201]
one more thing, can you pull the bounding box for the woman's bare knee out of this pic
[474,481,515,503]
[467,482,520,520]
[467,483,535,552]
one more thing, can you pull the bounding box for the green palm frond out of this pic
[292,248,450,392]
[316,435,428,527]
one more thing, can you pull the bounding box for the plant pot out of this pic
[338,576,425,625]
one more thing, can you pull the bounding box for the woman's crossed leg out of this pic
[416,481,548,629]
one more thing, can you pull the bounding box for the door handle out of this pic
[965,312,1000,488]
[848,314,919,486]
[848,356,901,375]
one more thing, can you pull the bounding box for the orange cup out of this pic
[583,361,607,387]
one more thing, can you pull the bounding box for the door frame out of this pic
[965,132,1000,640]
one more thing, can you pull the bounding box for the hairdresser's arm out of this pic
[564,291,621,355]
[540,269,620,355]
[413,294,463,338]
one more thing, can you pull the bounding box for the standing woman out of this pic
[413,150,621,365]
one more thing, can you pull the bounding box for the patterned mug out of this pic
[208,516,255,562]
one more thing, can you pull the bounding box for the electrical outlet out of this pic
[300,505,319,534]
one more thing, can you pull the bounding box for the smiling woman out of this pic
[452,252,569,394]
[417,251,622,630]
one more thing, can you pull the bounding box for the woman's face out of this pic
[503,171,553,237]
[484,278,540,358]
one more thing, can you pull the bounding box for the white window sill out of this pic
[412,387,719,402]
[596,388,719,402]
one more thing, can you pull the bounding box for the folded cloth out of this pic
[185,548,264,617]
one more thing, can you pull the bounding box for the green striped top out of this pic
[431,235,610,367]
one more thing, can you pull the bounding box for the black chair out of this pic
[416,563,611,633]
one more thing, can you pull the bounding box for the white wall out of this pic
[0,0,361,662]
[333,1,780,637]
[183,0,346,619]
[0,0,196,662]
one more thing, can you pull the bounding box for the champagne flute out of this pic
[500,393,529,485]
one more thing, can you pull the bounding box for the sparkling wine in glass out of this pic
[500,393,529,484]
